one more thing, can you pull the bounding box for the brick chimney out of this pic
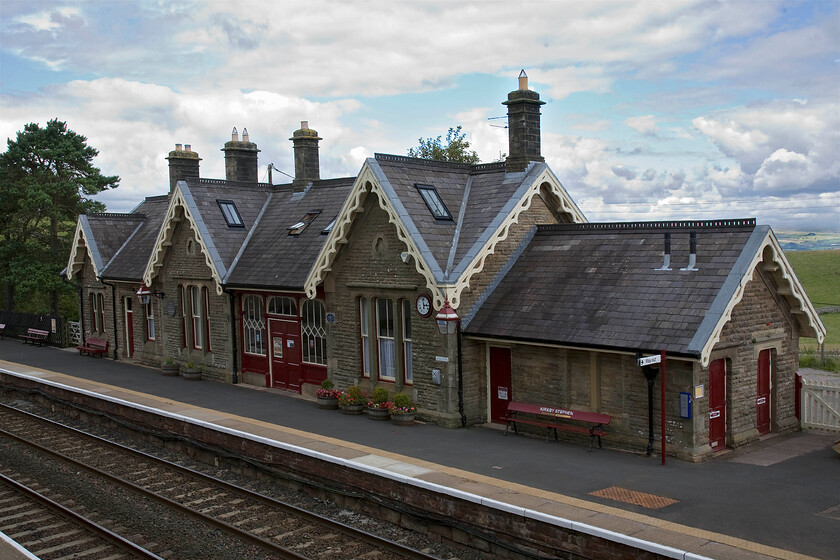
[503,70,545,173]
[166,143,201,193]
[290,121,321,192]
[222,127,260,183]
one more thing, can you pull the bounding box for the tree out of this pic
[407,126,480,164]
[0,119,119,315]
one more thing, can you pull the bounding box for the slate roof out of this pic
[178,179,273,279]
[81,213,146,274]
[100,196,170,281]
[370,155,556,282]
[225,178,355,290]
[463,219,765,358]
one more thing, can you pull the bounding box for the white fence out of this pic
[800,373,840,432]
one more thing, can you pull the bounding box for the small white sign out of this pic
[498,386,509,400]
[637,354,661,367]
[435,356,449,362]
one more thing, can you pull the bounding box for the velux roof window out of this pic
[321,216,337,235]
[218,200,244,228]
[415,184,452,220]
[289,210,322,236]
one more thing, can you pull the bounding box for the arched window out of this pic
[243,294,265,355]
[302,299,327,365]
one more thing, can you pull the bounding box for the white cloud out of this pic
[625,115,658,136]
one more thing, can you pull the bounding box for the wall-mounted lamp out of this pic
[435,299,459,336]
[136,282,165,305]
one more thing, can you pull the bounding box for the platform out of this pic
[0,339,837,560]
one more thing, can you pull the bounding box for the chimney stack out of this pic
[290,121,321,192]
[166,143,201,193]
[222,127,260,183]
[503,70,545,173]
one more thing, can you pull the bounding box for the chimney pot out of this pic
[185,144,191,152]
[518,69,528,91]
[231,127,239,142]
[301,120,309,129]
[242,128,249,142]
[175,143,183,152]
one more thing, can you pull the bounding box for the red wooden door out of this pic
[124,298,134,358]
[269,319,301,391]
[489,347,512,423]
[756,349,771,434]
[708,359,726,450]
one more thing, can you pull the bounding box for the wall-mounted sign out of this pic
[435,356,449,362]
[431,369,441,385]
[273,337,283,358]
[498,386,509,400]
[326,312,335,324]
[694,385,704,399]
[637,354,662,367]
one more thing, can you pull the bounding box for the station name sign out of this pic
[637,354,662,367]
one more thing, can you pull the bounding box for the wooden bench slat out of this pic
[21,328,49,346]
[77,336,108,357]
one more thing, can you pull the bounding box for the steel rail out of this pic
[0,471,164,560]
[0,403,441,560]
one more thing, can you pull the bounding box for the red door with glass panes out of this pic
[756,349,771,434]
[269,319,301,391]
[708,359,726,450]
[489,347,512,423]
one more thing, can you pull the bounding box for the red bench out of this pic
[21,328,49,346]
[504,401,610,451]
[77,336,109,357]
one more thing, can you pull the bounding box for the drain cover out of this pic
[589,486,678,509]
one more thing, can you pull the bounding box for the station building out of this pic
[65,74,825,461]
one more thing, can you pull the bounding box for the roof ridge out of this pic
[538,218,757,233]
[374,153,473,170]
[87,212,147,220]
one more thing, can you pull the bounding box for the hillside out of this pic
[785,249,839,351]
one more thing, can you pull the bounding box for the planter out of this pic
[317,396,339,410]
[182,368,202,381]
[161,363,180,377]
[341,403,365,415]
[390,412,415,426]
[366,406,390,421]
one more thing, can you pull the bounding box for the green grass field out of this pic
[785,249,839,351]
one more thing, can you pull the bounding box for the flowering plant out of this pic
[316,379,341,398]
[390,392,416,415]
[338,386,367,407]
[367,387,391,409]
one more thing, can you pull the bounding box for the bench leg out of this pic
[544,427,552,443]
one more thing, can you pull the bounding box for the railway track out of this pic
[0,403,442,560]
[0,470,163,559]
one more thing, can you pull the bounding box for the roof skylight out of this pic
[217,200,244,228]
[289,210,322,236]
[415,184,452,220]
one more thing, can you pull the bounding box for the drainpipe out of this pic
[100,280,119,360]
[457,326,466,426]
[223,288,239,384]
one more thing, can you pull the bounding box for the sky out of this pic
[1,0,839,231]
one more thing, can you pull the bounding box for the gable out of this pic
[66,213,145,281]
[305,157,586,311]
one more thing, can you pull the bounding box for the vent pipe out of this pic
[656,233,672,271]
[681,232,698,271]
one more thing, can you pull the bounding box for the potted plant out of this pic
[338,386,366,415]
[316,379,340,410]
[390,392,416,425]
[161,357,179,377]
[182,361,202,381]
[366,387,392,420]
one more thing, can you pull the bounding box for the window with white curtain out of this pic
[377,298,396,380]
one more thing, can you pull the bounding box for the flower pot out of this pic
[366,406,390,421]
[161,363,180,377]
[317,396,339,410]
[390,412,415,426]
[341,403,365,415]
[182,368,202,381]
